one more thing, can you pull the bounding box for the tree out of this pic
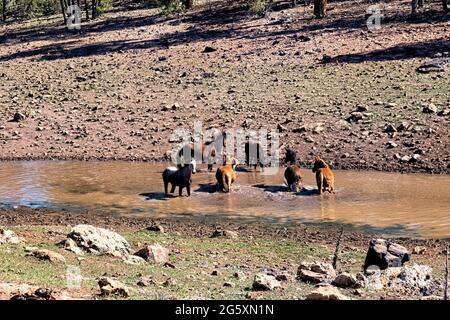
[2,0,6,22]
[313,0,326,18]
[182,0,193,9]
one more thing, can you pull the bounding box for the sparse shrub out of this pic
[248,0,270,17]
[157,0,185,15]
[97,0,113,14]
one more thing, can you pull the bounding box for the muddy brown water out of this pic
[0,161,449,238]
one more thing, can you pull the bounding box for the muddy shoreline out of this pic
[1,206,448,248]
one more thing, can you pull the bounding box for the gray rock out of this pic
[25,248,66,264]
[306,285,350,300]
[252,273,281,291]
[297,262,336,284]
[0,229,24,244]
[332,272,359,288]
[12,112,26,122]
[211,230,238,239]
[422,104,438,114]
[67,225,131,257]
[364,239,410,270]
[134,244,169,264]
[98,277,129,297]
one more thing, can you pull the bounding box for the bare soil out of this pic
[0,1,449,173]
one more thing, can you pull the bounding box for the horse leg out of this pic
[187,184,191,197]
[170,184,176,193]
[179,186,183,197]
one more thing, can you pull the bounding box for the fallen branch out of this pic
[332,228,344,272]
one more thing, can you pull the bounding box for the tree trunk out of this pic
[60,0,67,25]
[313,0,326,18]
[84,0,89,20]
[183,0,194,9]
[91,0,98,19]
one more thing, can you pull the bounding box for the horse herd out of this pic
[162,145,336,197]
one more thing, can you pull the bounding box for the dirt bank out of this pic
[0,206,449,300]
[0,2,449,173]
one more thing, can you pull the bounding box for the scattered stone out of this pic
[146,225,165,233]
[397,121,411,132]
[26,248,66,264]
[297,262,336,284]
[12,112,26,122]
[211,229,238,239]
[0,229,24,244]
[64,238,83,255]
[163,278,176,287]
[137,277,156,287]
[364,239,410,270]
[252,273,281,291]
[306,285,350,300]
[437,109,449,116]
[417,57,450,73]
[384,124,397,133]
[412,246,427,255]
[223,282,235,288]
[386,141,397,149]
[98,277,129,297]
[10,288,56,300]
[203,46,217,53]
[211,270,219,276]
[134,244,169,264]
[400,155,411,163]
[422,104,438,114]
[67,224,131,257]
[346,112,363,123]
[122,255,146,265]
[332,272,359,288]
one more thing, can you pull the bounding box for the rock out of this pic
[134,244,169,264]
[417,57,450,73]
[67,225,131,257]
[10,288,56,300]
[437,109,449,116]
[64,238,83,255]
[297,262,336,284]
[332,272,359,288]
[98,277,129,297]
[252,273,281,291]
[12,112,26,122]
[146,225,165,233]
[346,112,363,123]
[306,285,350,300]
[386,141,397,149]
[26,248,66,264]
[277,123,287,132]
[400,155,411,163]
[210,229,238,239]
[0,229,24,244]
[137,276,156,287]
[223,282,235,288]
[122,255,146,265]
[203,46,217,53]
[384,124,397,133]
[367,264,436,294]
[397,121,411,132]
[422,104,438,114]
[364,239,410,270]
[412,246,427,255]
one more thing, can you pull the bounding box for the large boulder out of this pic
[366,264,437,294]
[297,262,336,284]
[364,239,410,270]
[252,273,281,291]
[0,229,24,244]
[67,225,131,257]
[133,244,169,264]
[306,285,350,300]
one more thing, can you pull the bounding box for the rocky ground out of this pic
[0,1,449,173]
[0,206,448,300]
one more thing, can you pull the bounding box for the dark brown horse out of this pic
[162,159,197,197]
